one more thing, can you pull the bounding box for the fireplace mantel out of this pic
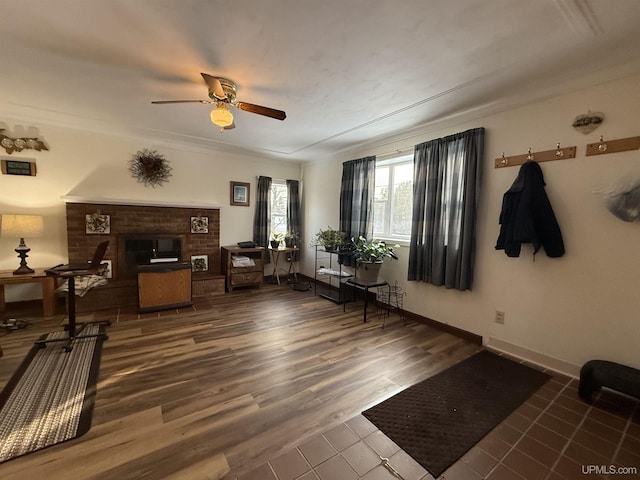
[65,201,223,311]
[61,195,222,209]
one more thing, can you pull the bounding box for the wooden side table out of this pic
[221,246,265,292]
[269,246,299,285]
[0,268,57,317]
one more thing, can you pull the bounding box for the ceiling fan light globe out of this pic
[210,104,234,128]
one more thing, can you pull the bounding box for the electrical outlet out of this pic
[495,311,505,324]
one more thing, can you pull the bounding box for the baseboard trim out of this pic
[403,311,483,345]
[302,273,483,345]
[486,337,581,378]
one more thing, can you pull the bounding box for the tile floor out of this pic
[227,363,640,480]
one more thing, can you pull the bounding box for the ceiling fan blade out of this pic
[236,102,286,121]
[224,122,236,130]
[151,100,213,104]
[201,73,227,100]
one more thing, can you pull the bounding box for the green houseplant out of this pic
[270,232,284,249]
[352,236,398,282]
[284,230,299,248]
[311,226,347,251]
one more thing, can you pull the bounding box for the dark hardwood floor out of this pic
[0,283,481,480]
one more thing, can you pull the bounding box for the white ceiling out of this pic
[2,0,640,162]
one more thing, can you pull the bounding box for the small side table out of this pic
[0,268,58,317]
[269,247,299,285]
[344,278,389,323]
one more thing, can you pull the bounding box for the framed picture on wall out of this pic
[191,255,208,272]
[100,259,113,279]
[230,181,250,207]
[191,216,209,233]
[86,213,111,234]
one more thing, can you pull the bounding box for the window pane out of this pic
[375,166,389,202]
[391,163,413,236]
[271,183,288,235]
[373,200,386,236]
[374,156,413,240]
[391,184,412,235]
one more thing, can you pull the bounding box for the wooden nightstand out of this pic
[221,246,265,292]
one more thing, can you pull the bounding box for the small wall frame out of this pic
[191,255,208,272]
[191,216,209,233]
[230,181,250,206]
[1,159,37,176]
[86,213,111,234]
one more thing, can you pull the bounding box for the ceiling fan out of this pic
[151,73,286,131]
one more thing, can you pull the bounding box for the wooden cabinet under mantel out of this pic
[137,262,193,313]
[221,246,264,292]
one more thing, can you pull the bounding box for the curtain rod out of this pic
[256,176,297,182]
[373,146,414,159]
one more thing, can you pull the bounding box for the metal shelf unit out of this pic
[314,245,353,304]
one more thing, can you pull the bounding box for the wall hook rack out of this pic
[494,144,577,168]
[586,134,640,156]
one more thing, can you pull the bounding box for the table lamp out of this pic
[1,214,44,274]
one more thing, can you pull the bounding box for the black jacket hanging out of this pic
[495,161,565,258]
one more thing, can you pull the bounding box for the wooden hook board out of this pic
[494,146,577,169]
[586,136,640,156]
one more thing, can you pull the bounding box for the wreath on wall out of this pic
[129,149,172,187]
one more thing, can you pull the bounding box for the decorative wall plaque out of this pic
[86,213,111,234]
[0,129,49,154]
[572,111,604,134]
[191,255,208,272]
[191,216,209,233]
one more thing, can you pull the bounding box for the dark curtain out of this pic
[286,180,301,238]
[253,175,272,263]
[287,179,301,262]
[408,127,484,291]
[339,156,376,241]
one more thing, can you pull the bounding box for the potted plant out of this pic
[311,226,347,252]
[284,230,299,248]
[270,232,284,249]
[352,236,399,282]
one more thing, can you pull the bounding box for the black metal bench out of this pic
[579,360,640,403]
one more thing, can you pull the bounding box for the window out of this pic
[374,153,413,241]
[270,180,288,236]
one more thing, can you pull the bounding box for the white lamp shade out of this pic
[1,214,44,238]
[210,103,234,127]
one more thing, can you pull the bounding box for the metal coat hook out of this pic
[598,135,607,152]
[494,144,576,168]
[586,134,639,156]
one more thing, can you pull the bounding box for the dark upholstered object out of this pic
[579,360,640,403]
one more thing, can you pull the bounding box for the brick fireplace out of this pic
[65,201,224,312]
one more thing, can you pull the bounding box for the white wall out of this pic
[1,124,301,301]
[301,73,640,374]
[3,74,638,374]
